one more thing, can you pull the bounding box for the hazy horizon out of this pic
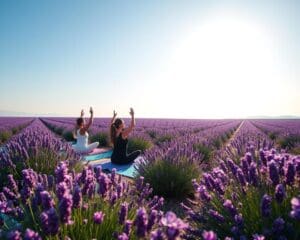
[1,0,299,118]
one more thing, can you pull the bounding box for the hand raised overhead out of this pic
[129,108,134,117]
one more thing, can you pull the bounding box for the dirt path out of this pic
[225,120,245,148]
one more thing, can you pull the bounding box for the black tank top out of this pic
[112,133,128,159]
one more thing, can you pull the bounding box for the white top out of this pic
[75,129,88,149]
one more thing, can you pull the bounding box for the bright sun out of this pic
[154,13,284,118]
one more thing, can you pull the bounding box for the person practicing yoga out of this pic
[72,107,99,153]
[110,108,141,164]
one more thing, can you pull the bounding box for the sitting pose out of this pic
[110,108,141,164]
[72,107,99,153]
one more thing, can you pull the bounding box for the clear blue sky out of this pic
[0,0,299,118]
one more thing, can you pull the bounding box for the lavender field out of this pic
[0,117,300,240]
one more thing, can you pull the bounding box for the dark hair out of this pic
[76,117,84,127]
[110,118,123,146]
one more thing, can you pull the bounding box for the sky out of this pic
[0,0,299,119]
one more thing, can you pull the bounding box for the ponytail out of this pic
[110,123,117,146]
[110,118,123,147]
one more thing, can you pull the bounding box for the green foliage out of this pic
[27,148,62,175]
[127,137,153,153]
[54,127,64,135]
[138,158,200,200]
[193,143,213,163]
[277,135,300,150]
[62,130,75,142]
[154,135,173,146]
[90,132,109,147]
[268,132,278,140]
[213,138,222,149]
[146,130,157,139]
[290,146,300,155]
[0,130,12,144]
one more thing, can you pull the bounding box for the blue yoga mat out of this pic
[84,150,113,161]
[96,161,139,178]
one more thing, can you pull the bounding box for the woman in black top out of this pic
[110,108,141,164]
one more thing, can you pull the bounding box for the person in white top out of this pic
[72,107,99,153]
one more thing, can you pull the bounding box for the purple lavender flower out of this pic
[160,211,188,240]
[93,211,105,224]
[55,161,68,183]
[253,234,265,240]
[21,186,32,204]
[268,160,280,186]
[56,182,69,201]
[214,178,225,195]
[261,194,272,217]
[59,193,73,224]
[147,209,158,231]
[285,161,295,186]
[117,233,128,240]
[116,184,123,198]
[275,184,286,204]
[134,207,148,237]
[119,202,128,224]
[41,191,55,210]
[97,173,111,197]
[234,214,244,227]
[110,191,118,206]
[136,176,144,191]
[40,207,60,235]
[3,187,17,201]
[290,197,300,220]
[72,185,82,208]
[272,217,285,234]
[197,185,211,202]
[236,168,247,186]
[249,162,258,186]
[202,230,217,240]
[223,199,237,216]
[7,230,21,240]
[24,228,42,240]
[208,209,225,222]
[123,220,133,235]
[7,174,18,193]
[150,229,165,240]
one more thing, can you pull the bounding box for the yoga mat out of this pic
[92,156,144,178]
[84,150,113,161]
[88,147,112,155]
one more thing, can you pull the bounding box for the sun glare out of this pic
[155,13,284,118]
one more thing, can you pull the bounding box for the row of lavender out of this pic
[40,118,240,153]
[0,119,80,186]
[1,117,300,239]
[0,117,33,144]
[0,119,190,239]
[140,120,242,167]
[180,120,300,239]
[216,120,274,160]
[251,119,300,154]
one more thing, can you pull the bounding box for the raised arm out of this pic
[111,110,117,125]
[121,108,135,139]
[80,109,84,118]
[83,107,94,131]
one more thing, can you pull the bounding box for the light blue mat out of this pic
[84,150,113,161]
[96,161,139,178]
